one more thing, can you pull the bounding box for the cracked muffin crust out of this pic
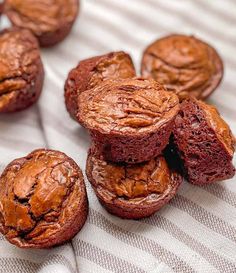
[173,98,235,185]
[0,149,88,248]
[4,0,79,47]
[0,28,44,113]
[86,149,182,219]
[65,51,136,120]
[78,78,180,164]
[141,34,223,100]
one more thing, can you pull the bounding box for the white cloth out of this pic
[0,0,236,272]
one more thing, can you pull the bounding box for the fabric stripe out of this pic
[170,195,236,243]
[143,215,236,273]
[189,0,236,25]
[89,209,194,273]
[145,0,236,46]
[0,118,36,129]
[222,82,236,95]
[39,106,89,147]
[87,0,169,33]
[0,256,76,273]
[96,0,236,70]
[0,136,43,152]
[82,0,236,73]
[89,207,221,272]
[0,107,39,127]
[75,32,109,52]
[179,183,236,225]
[84,13,142,48]
[200,184,236,208]
[36,106,49,148]
[77,257,113,273]
[74,240,145,273]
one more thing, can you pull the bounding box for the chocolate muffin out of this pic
[86,150,182,219]
[78,78,180,164]
[173,98,235,185]
[141,34,223,100]
[0,28,44,113]
[0,149,88,248]
[65,51,136,120]
[4,0,79,47]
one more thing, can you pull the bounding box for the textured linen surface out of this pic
[0,0,236,272]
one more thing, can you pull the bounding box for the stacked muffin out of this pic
[64,41,235,219]
[0,33,235,249]
[65,52,183,219]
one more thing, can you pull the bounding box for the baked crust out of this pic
[86,149,182,219]
[141,34,223,100]
[4,0,79,47]
[0,28,44,113]
[0,149,88,248]
[78,78,179,163]
[64,51,136,120]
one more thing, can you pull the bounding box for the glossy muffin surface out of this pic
[0,149,88,248]
[78,78,179,163]
[86,150,182,219]
[4,0,79,46]
[141,34,223,100]
[0,28,44,112]
[65,51,136,120]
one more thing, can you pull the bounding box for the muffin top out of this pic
[141,34,223,100]
[0,149,85,248]
[4,0,79,35]
[78,78,179,135]
[65,51,136,120]
[87,152,180,205]
[86,51,136,89]
[66,51,135,95]
[0,28,41,111]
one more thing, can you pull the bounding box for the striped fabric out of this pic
[0,0,236,272]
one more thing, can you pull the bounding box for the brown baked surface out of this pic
[86,150,182,219]
[4,0,79,47]
[173,98,235,185]
[78,78,179,163]
[141,34,223,100]
[65,51,136,120]
[0,149,88,248]
[0,27,44,113]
